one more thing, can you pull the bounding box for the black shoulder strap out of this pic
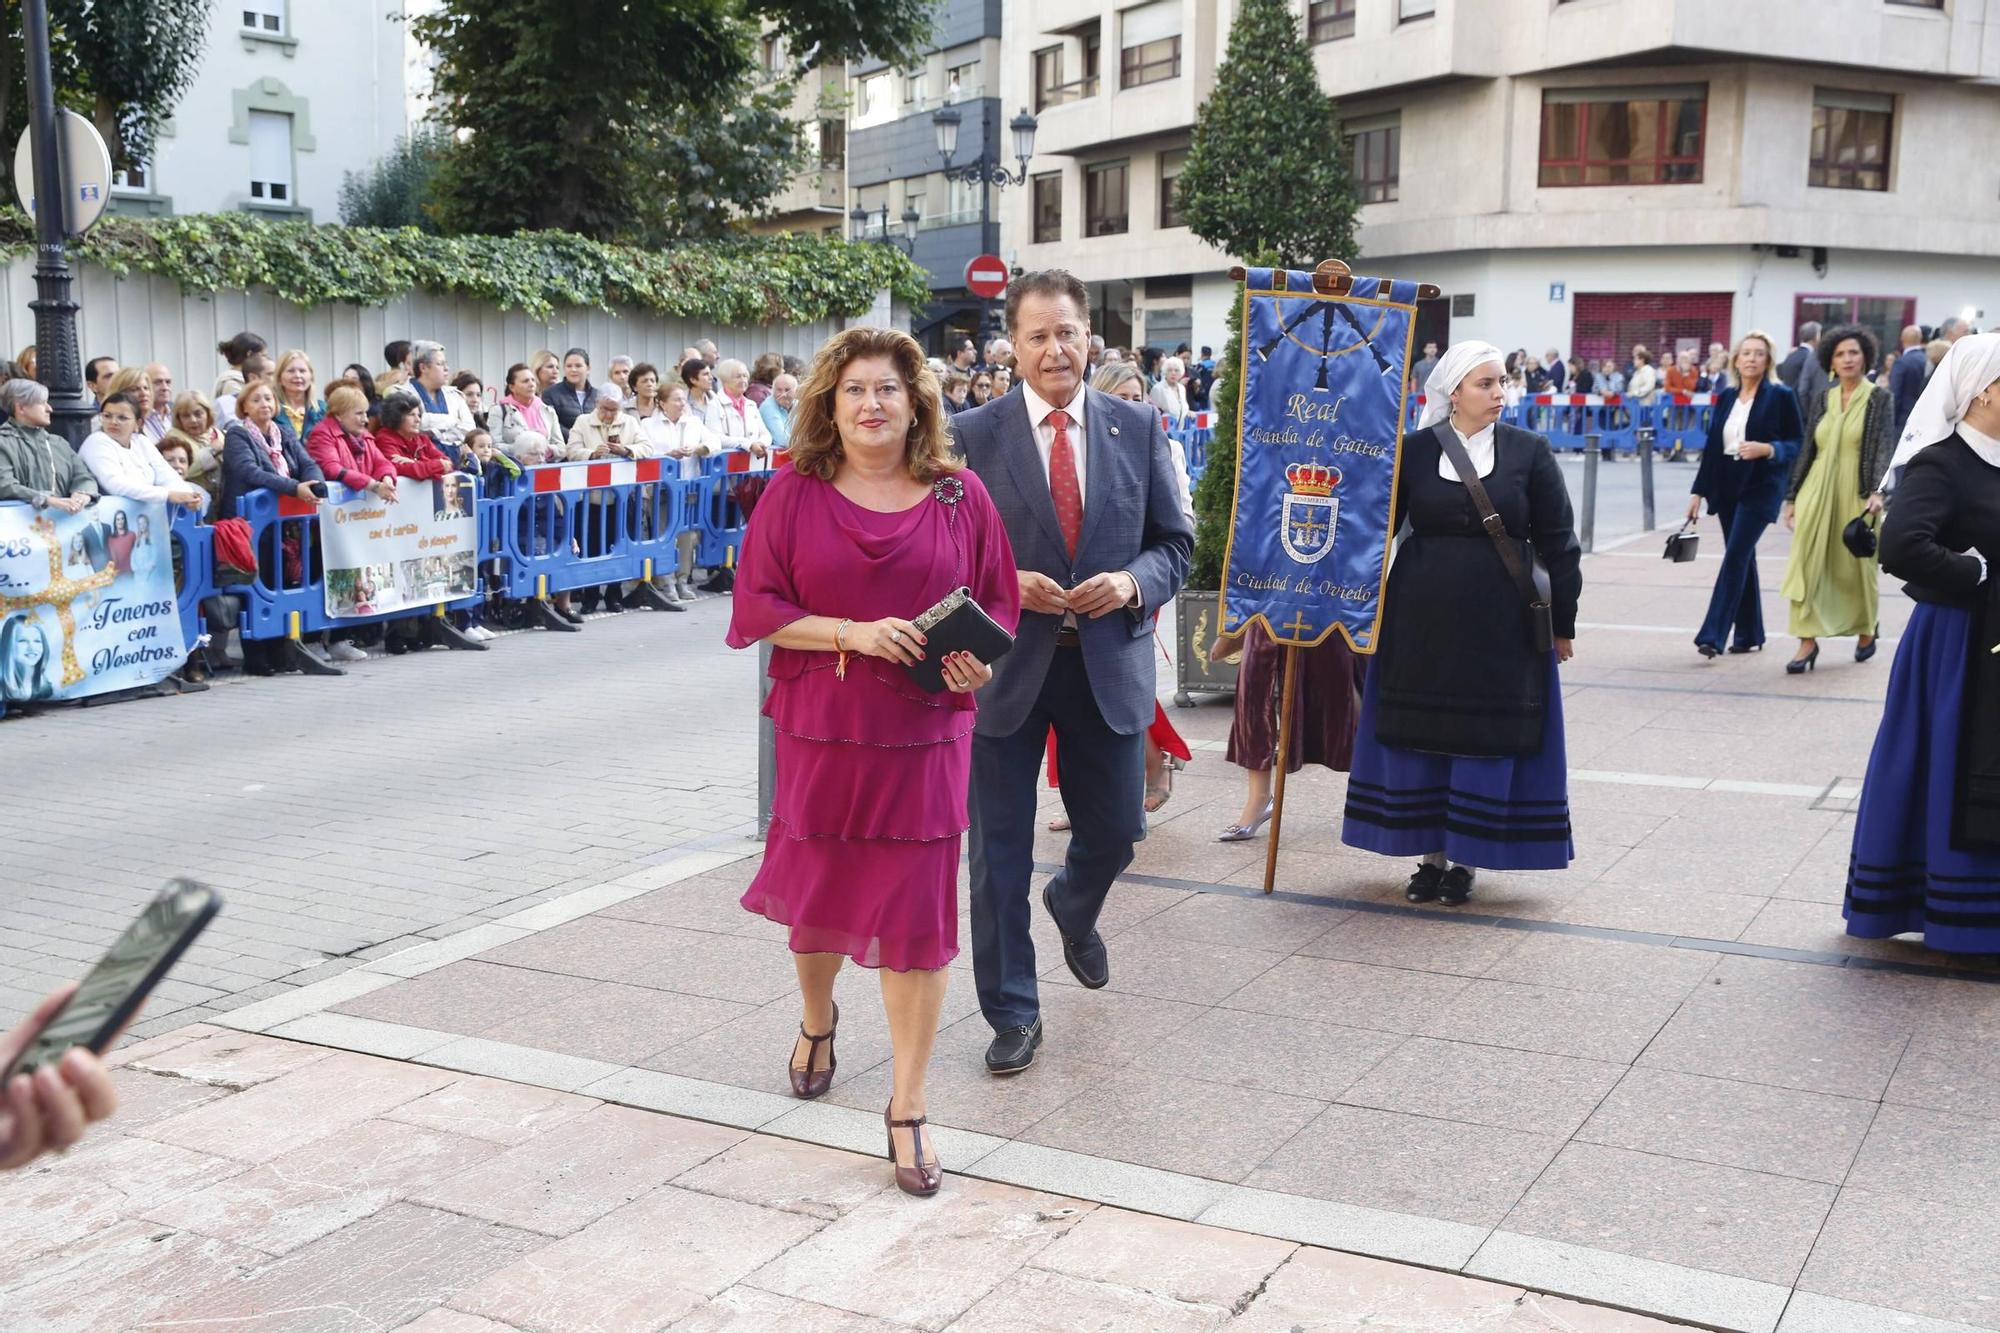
[1434,424,1546,613]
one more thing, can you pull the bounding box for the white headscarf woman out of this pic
[1885,332,2000,490]
[1419,340,1506,480]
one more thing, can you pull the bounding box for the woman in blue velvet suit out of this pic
[1685,331,1805,656]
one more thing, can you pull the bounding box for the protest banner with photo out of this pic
[0,498,186,703]
[1220,266,1423,653]
[319,479,477,619]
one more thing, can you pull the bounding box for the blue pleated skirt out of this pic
[1341,653,1575,870]
[1845,602,2000,953]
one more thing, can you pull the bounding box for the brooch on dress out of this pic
[933,476,965,507]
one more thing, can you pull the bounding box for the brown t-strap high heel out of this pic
[788,1002,838,1099]
[884,1103,942,1196]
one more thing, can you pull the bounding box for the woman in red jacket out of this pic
[307,386,399,503]
[372,394,452,480]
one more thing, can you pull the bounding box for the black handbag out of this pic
[902,586,1014,693]
[1663,522,1701,562]
[1434,426,1554,653]
[1842,512,1879,559]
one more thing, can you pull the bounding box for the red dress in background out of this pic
[727,466,1020,971]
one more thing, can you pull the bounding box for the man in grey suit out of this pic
[953,270,1193,1074]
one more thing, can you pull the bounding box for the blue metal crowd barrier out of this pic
[495,458,692,608]
[168,505,211,653]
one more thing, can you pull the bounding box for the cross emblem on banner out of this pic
[1282,610,1313,639]
[1289,509,1328,547]
[0,515,118,687]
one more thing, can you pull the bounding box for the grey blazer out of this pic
[953,387,1194,738]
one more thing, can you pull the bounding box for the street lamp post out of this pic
[933,105,1038,340]
[21,0,93,446]
[848,203,920,255]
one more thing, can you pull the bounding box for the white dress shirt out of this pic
[1722,392,1754,457]
[79,431,205,509]
[1439,420,1497,481]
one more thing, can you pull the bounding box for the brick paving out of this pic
[4,517,1999,1331]
[0,1027,1676,1332]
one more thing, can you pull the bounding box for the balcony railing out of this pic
[1036,76,1100,111]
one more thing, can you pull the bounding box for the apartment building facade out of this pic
[845,0,1010,350]
[108,0,411,224]
[1002,0,2000,366]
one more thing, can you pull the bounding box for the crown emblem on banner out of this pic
[1284,462,1341,496]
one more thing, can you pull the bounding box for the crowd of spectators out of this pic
[933,332,1217,429]
[0,328,815,682]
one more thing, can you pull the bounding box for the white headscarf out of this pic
[1885,332,2000,489]
[1418,341,1506,430]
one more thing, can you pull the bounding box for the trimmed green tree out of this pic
[414,0,937,241]
[1177,0,1359,589]
[339,127,451,233]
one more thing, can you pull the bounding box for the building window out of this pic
[1399,0,1437,18]
[1158,148,1187,227]
[853,72,895,128]
[1539,85,1706,186]
[1120,2,1181,88]
[1810,89,1893,192]
[903,70,924,104]
[1085,160,1129,236]
[241,0,284,34]
[946,175,983,225]
[1794,295,1916,365]
[818,119,845,169]
[1308,0,1356,42]
[1032,172,1062,243]
[1083,27,1102,84]
[1885,0,1944,7]
[1034,47,1063,112]
[1346,116,1399,203]
[759,34,785,75]
[247,109,293,203]
[112,159,152,194]
[947,60,980,99]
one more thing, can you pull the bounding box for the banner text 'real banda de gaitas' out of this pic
[1219,267,1422,653]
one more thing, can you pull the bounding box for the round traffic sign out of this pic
[964,254,1010,300]
[13,110,114,237]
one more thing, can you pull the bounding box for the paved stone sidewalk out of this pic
[0,1025,1677,1333]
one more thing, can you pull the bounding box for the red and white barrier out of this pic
[529,459,665,493]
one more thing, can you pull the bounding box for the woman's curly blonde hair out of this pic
[786,327,962,484]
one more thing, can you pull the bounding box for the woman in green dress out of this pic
[1780,325,1893,673]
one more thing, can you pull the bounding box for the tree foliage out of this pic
[0,0,212,176]
[0,207,933,323]
[1189,291,1245,591]
[339,127,452,234]
[414,0,936,241]
[1178,0,1357,270]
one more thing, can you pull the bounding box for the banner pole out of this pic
[1262,644,1301,895]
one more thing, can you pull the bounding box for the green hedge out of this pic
[0,210,932,325]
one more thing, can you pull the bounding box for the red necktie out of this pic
[1047,409,1081,559]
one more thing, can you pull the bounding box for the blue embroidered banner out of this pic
[1220,267,1421,652]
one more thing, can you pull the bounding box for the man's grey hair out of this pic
[1798,321,1822,343]
[609,355,634,372]
[411,341,447,373]
[4,378,49,412]
[1939,316,1971,339]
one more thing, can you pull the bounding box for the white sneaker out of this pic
[470,625,497,642]
[327,640,369,662]
[677,578,699,600]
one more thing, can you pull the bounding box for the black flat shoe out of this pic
[1405,863,1443,902]
[1726,643,1763,654]
[1043,884,1108,989]
[1437,865,1475,906]
[985,1018,1043,1074]
[1697,643,1721,659]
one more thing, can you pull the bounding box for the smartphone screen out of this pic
[5,880,221,1080]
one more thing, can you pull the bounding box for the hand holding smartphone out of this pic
[0,880,221,1170]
